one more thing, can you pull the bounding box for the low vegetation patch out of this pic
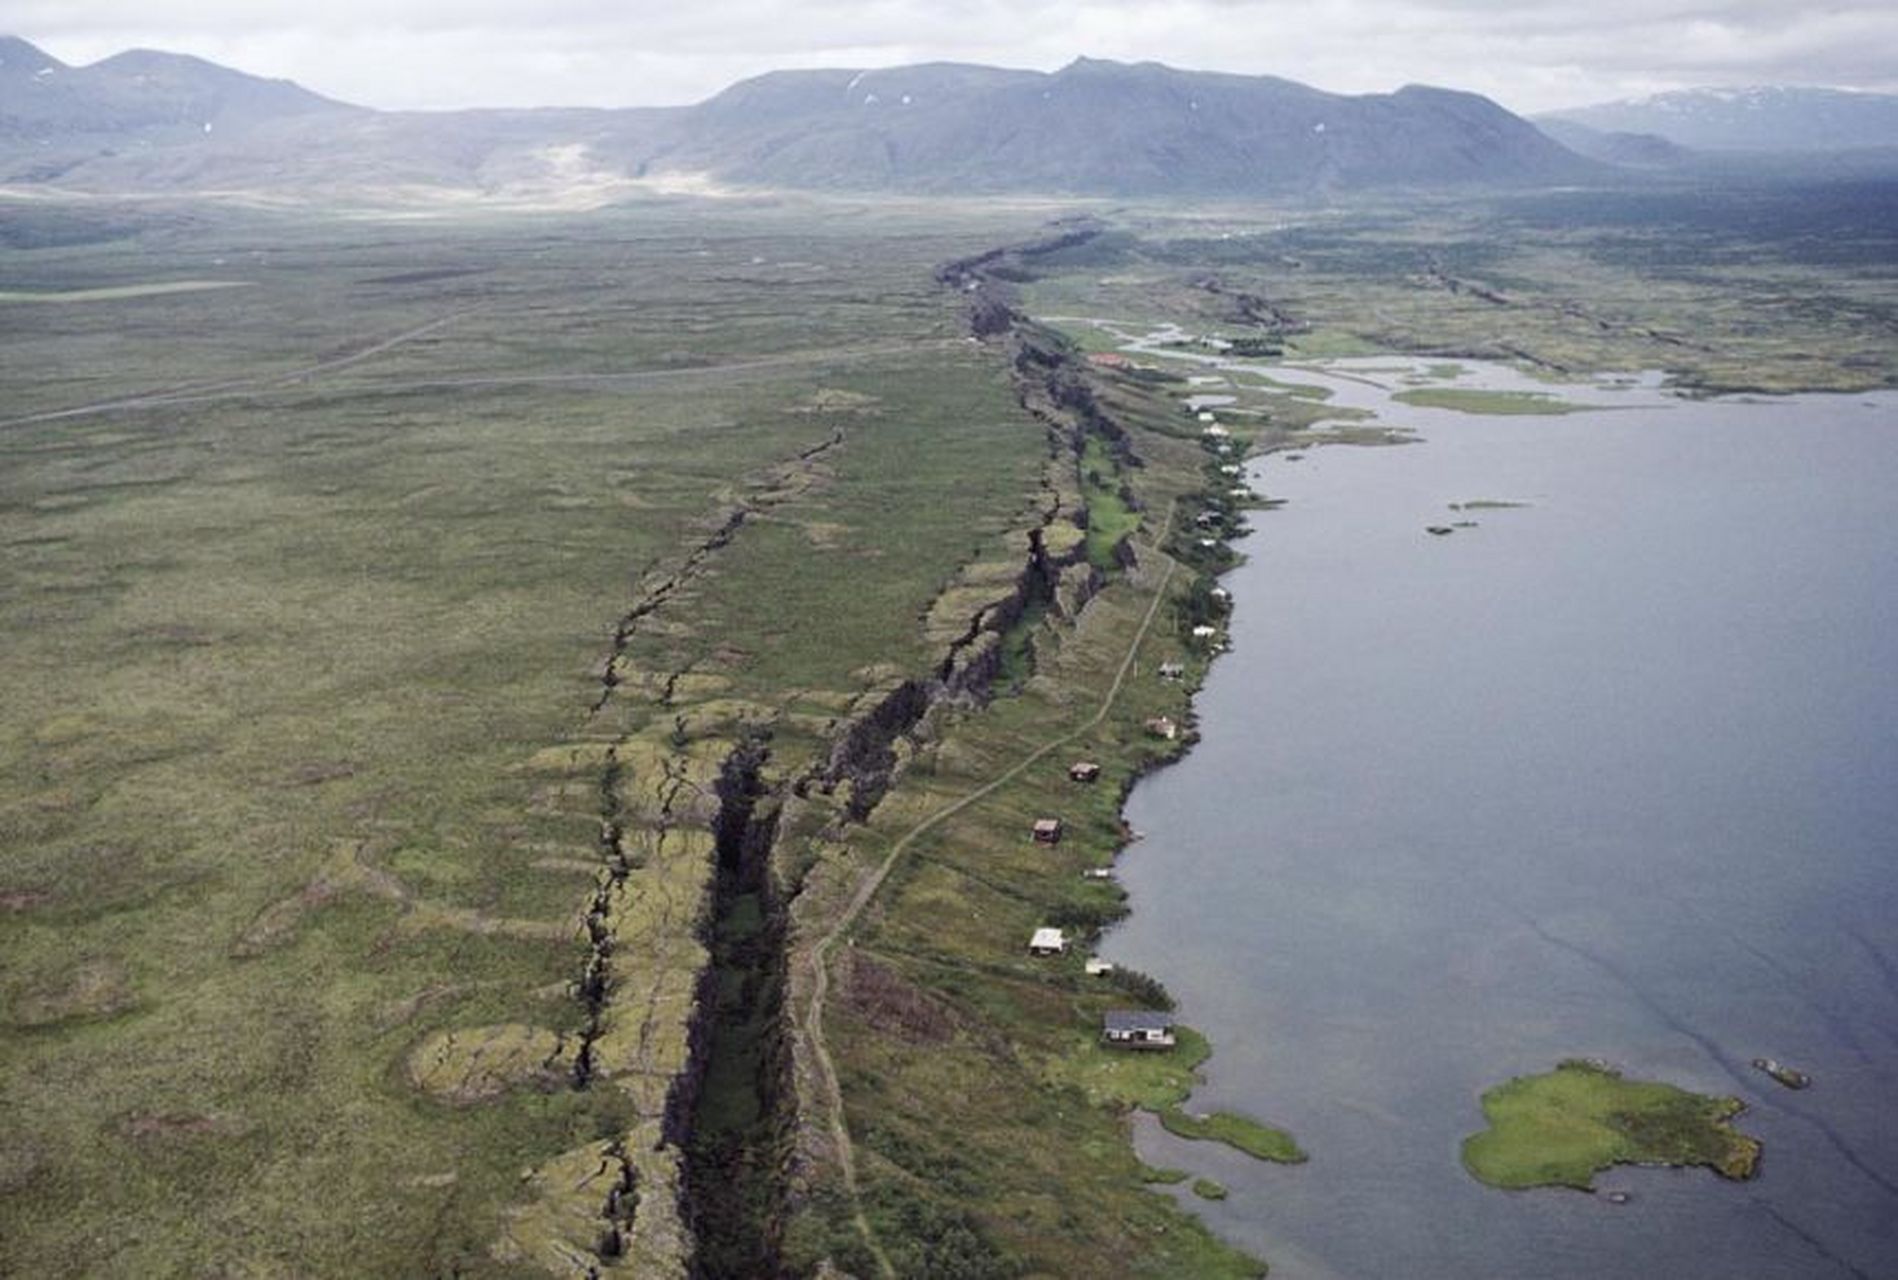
[1461,1059,1761,1191]
[1160,1108,1308,1164]
[1079,436,1141,571]
[1392,387,1590,415]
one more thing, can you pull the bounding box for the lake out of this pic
[1106,364,1898,1279]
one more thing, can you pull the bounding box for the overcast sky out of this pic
[11,0,1896,115]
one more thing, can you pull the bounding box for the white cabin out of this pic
[1028,927,1068,956]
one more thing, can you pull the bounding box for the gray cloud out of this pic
[12,0,1896,114]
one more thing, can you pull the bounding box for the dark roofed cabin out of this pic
[1032,817,1063,844]
[1068,762,1101,783]
[1102,1010,1176,1050]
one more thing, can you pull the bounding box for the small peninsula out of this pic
[1462,1059,1761,1191]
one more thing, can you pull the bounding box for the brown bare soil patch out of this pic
[842,955,955,1045]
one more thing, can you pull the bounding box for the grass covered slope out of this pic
[779,273,1327,1276]
[1462,1060,1761,1191]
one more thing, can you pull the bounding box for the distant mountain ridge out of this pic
[3,36,1604,199]
[624,58,1598,194]
[1534,118,1693,168]
[1542,86,1898,152]
[0,35,350,144]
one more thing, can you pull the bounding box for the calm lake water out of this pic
[1107,366,1898,1279]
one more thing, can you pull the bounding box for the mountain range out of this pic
[0,35,349,142]
[2,36,1892,204]
[1540,86,1898,153]
[0,37,1599,200]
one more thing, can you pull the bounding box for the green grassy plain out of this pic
[0,196,1076,1276]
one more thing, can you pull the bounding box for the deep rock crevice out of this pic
[679,733,795,1279]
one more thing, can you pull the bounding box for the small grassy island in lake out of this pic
[1462,1059,1761,1191]
[1392,387,1589,415]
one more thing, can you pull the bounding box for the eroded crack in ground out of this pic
[490,425,851,1276]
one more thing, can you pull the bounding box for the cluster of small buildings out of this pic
[1101,1010,1176,1049]
[1017,763,1174,1051]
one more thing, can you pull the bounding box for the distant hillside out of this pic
[1535,118,1692,168]
[630,58,1601,194]
[0,36,351,141]
[1542,87,1898,152]
[1,39,1602,200]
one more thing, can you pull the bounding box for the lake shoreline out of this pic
[1100,356,1898,1278]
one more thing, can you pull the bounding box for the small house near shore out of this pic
[1145,716,1179,741]
[1032,817,1064,844]
[1085,957,1115,976]
[1029,927,1068,956]
[1068,761,1102,783]
[1157,661,1185,681]
[1102,1010,1176,1049]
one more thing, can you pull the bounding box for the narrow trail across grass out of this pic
[0,308,482,428]
[801,503,1180,1277]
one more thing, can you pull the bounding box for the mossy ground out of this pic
[1462,1060,1761,1191]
